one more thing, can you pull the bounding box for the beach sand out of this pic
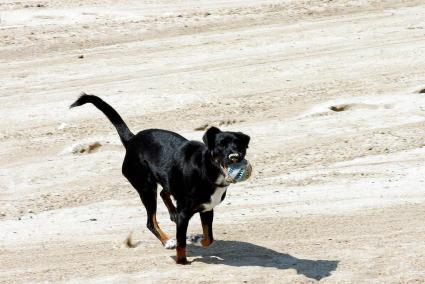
[1,0,425,282]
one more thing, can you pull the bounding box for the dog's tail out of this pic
[70,93,134,147]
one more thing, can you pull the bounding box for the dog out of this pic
[70,93,250,264]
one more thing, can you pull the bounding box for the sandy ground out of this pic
[1,0,425,282]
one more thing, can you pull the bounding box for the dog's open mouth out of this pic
[228,153,239,163]
[219,153,242,184]
[226,153,243,166]
[216,153,241,172]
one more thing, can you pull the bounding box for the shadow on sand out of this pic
[189,240,339,281]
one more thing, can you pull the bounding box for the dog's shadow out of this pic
[189,240,339,281]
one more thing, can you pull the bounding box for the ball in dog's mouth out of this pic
[225,159,252,183]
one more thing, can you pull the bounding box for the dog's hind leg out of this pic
[160,190,177,223]
[122,158,172,248]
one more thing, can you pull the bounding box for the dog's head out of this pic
[203,126,250,167]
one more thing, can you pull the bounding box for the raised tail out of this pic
[70,93,134,147]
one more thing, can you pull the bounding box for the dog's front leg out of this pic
[200,210,214,246]
[187,210,214,247]
[176,212,192,264]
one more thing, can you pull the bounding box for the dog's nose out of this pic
[228,153,240,163]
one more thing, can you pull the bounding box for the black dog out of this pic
[70,94,250,264]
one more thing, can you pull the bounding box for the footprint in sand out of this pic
[69,141,102,155]
[329,103,392,112]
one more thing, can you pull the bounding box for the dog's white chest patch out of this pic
[201,186,227,212]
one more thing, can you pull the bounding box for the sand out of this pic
[1,0,425,282]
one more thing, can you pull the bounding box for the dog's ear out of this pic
[203,127,221,149]
[237,132,250,148]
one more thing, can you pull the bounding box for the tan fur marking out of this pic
[152,213,169,243]
[201,224,212,246]
[176,247,188,264]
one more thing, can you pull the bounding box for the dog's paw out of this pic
[176,257,190,265]
[187,234,204,247]
[164,238,177,249]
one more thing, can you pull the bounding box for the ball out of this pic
[226,159,252,183]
